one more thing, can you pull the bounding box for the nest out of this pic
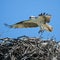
[0,36,60,60]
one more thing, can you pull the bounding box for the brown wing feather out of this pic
[11,22,38,28]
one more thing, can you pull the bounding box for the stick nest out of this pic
[0,36,60,60]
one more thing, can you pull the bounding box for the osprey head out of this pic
[29,16,36,19]
[38,13,51,23]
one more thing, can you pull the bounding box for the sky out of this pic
[0,0,60,41]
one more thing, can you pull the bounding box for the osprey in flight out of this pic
[5,13,53,33]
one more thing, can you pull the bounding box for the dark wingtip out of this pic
[38,13,42,16]
[43,13,45,15]
[38,13,46,16]
[4,23,12,28]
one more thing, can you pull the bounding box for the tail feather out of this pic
[41,24,53,32]
[45,24,53,32]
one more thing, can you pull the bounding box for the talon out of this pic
[38,30,44,33]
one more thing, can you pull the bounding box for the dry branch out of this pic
[0,36,60,60]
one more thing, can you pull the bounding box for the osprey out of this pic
[4,13,53,33]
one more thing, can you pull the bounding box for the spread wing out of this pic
[5,20,38,28]
[38,13,51,23]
